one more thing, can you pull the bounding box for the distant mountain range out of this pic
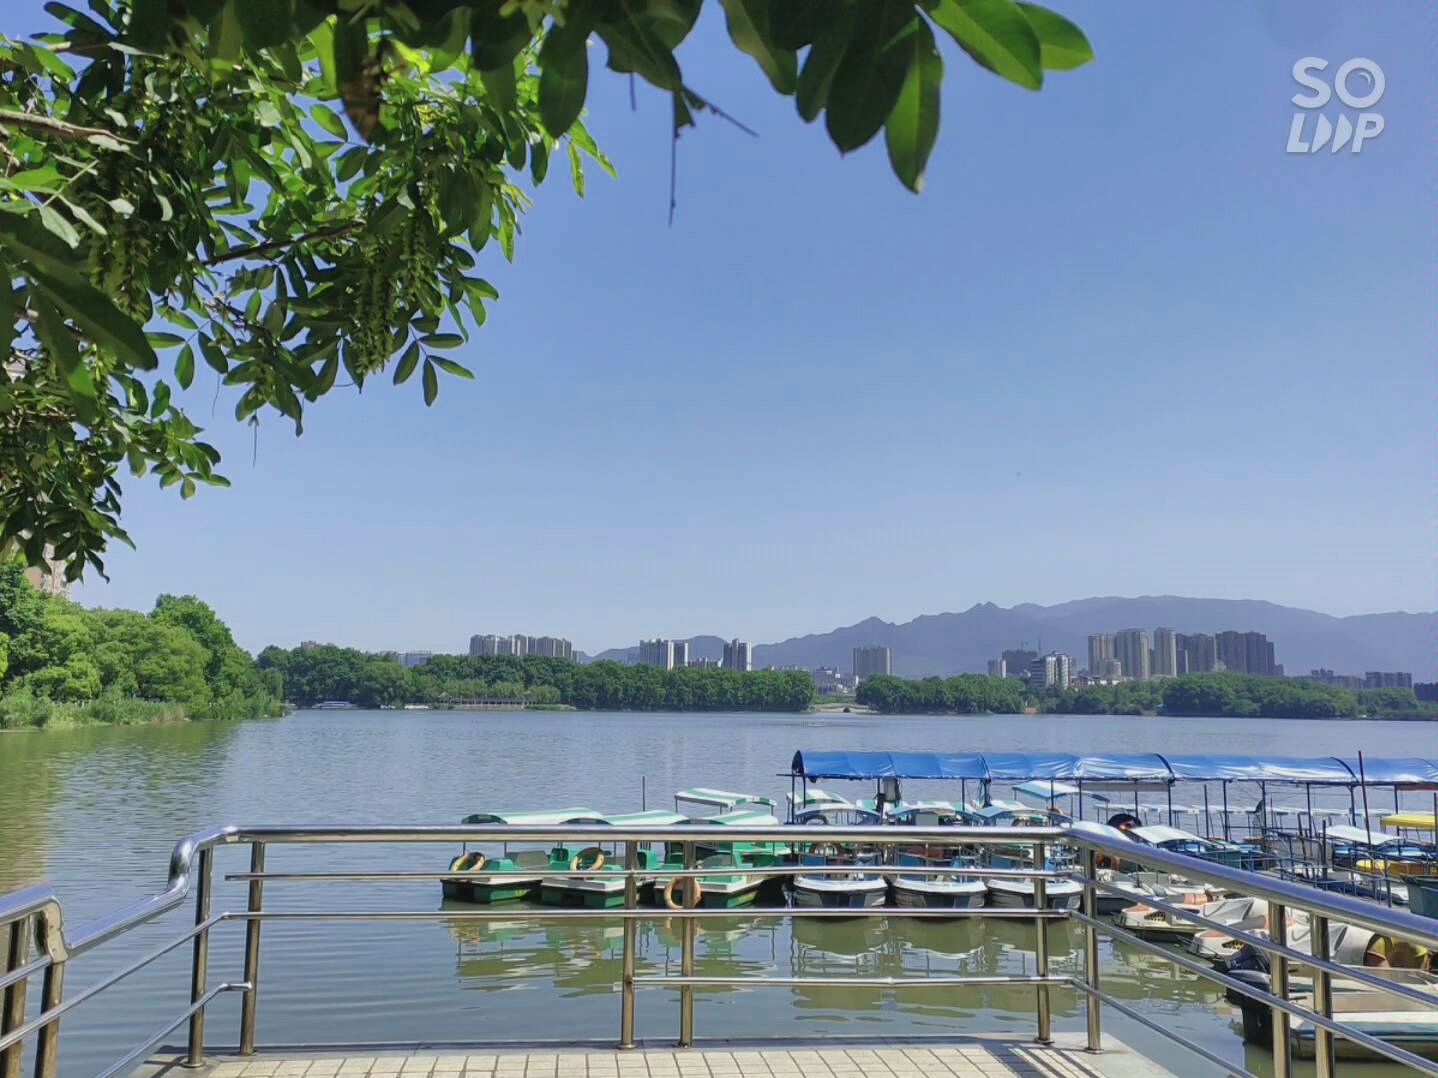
[586,598,1435,679]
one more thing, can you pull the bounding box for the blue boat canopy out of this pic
[789,750,1438,787]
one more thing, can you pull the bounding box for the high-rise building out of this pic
[1087,634,1115,676]
[23,556,68,597]
[689,657,719,669]
[987,658,1007,679]
[1099,658,1123,680]
[852,646,892,681]
[1002,649,1038,676]
[638,639,676,669]
[1364,671,1413,690]
[1175,633,1218,674]
[1026,653,1072,690]
[401,651,433,668]
[672,640,690,669]
[1114,629,1151,681]
[1215,631,1277,676]
[1152,628,1179,678]
[470,634,574,660]
[722,639,752,672]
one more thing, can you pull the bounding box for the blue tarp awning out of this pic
[789,750,1438,786]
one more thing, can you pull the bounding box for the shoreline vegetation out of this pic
[0,560,284,730]
[258,647,815,713]
[856,672,1437,721]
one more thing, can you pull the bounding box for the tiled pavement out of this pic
[163,1036,1174,1078]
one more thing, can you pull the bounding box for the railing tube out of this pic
[1080,847,1101,1053]
[238,842,265,1055]
[678,841,696,1048]
[1311,914,1334,1078]
[1032,841,1051,1045]
[618,842,638,1050]
[1,921,29,1078]
[31,911,64,1078]
[184,848,213,1069]
[1268,901,1291,1078]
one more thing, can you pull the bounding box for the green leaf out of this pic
[530,139,550,184]
[796,1,857,122]
[926,0,1043,90]
[176,343,196,389]
[469,7,532,71]
[539,17,591,138]
[335,146,367,182]
[825,6,921,152]
[567,141,585,197]
[480,62,517,112]
[237,0,294,52]
[145,332,186,348]
[422,359,439,405]
[431,357,474,379]
[392,341,421,384]
[885,19,943,192]
[125,0,171,53]
[1016,2,1094,70]
[199,335,229,374]
[38,204,80,248]
[718,0,798,94]
[420,333,464,348]
[208,1,242,68]
[309,104,348,139]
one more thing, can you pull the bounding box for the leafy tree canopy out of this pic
[0,0,1090,578]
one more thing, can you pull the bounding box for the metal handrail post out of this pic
[1311,914,1334,1078]
[678,841,696,1048]
[183,848,213,1069]
[1032,841,1051,1045]
[1269,901,1291,1078]
[238,842,266,1055]
[618,842,638,1050]
[31,955,63,1078]
[1080,847,1101,1053]
[1,920,28,1078]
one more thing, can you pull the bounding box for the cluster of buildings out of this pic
[469,634,575,661]
[1084,628,1282,681]
[634,638,753,672]
[1307,669,1414,691]
[984,628,1289,689]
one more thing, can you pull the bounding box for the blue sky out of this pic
[8,2,1432,654]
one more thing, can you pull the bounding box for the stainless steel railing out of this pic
[1,821,1436,1078]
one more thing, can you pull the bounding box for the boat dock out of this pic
[152,1035,1177,1078]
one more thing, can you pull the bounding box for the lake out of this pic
[2,710,1433,1077]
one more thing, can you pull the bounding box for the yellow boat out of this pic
[1382,812,1437,832]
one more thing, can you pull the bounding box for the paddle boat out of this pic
[975,805,1082,911]
[1117,894,1267,945]
[442,807,606,903]
[788,803,888,910]
[1128,825,1270,871]
[1231,966,1438,1061]
[650,806,789,910]
[885,806,989,912]
[538,810,687,909]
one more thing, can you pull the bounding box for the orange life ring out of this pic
[662,875,703,910]
[570,847,606,873]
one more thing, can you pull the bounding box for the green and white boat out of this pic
[443,808,605,904]
[538,810,688,909]
[652,806,791,909]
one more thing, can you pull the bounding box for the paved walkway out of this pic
[171,1036,1175,1078]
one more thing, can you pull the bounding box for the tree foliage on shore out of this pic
[258,646,815,712]
[0,559,282,727]
[856,669,1434,720]
[1,0,1091,579]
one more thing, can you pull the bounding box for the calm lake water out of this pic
[2,710,1433,1077]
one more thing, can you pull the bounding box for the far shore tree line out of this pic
[855,671,1437,720]
[257,647,816,713]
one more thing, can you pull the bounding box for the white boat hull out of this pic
[889,876,988,911]
[985,878,1082,910]
[792,875,888,910]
